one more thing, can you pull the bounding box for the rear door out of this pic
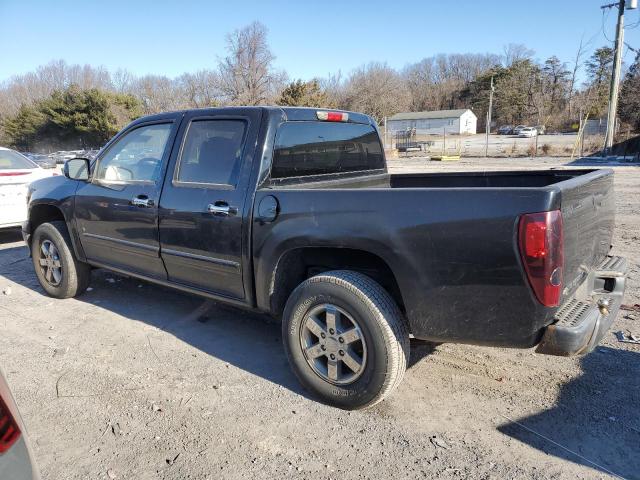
[158,108,262,299]
[74,114,181,278]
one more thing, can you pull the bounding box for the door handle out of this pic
[207,202,237,216]
[131,196,154,208]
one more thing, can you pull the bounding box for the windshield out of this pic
[0,149,38,170]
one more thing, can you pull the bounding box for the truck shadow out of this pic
[0,229,23,244]
[0,243,435,405]
[498,347,640,479]
[567,156,640,167]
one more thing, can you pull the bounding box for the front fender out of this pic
[26,176,85,261]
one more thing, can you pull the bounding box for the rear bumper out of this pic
[536,255,627,356]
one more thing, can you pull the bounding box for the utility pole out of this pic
[602,0,637,154]
[383,116,388,149]
[485,76,494,157]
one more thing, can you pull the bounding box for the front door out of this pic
[158,109,262,299]
[74,116,181,278]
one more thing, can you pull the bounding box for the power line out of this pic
[602,8,615,42]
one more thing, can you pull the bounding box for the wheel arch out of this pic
[267,246,405,320]
[27,203,86,261]
[29,203,66,233]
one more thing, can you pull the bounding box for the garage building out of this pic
[388,109,477,135]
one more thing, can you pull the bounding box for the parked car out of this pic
[23,154,56,169]
[0,147,56,229]
[519,127,538,138]
[497,125,514,135]
[23,107,627,409]
[533,125,546,135]
[84,149,100,160]
[50,151,77,164]
[512,125,527,135]
[0,368,39,480]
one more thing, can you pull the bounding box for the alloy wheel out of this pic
[38,240,62,286]
[299,304,367,385]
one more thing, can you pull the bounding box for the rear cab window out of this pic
[271,122,384,179]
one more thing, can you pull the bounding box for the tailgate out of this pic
[558,169,615,301]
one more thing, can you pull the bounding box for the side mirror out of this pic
[63,158,91,181]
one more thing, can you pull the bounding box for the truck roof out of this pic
[134,106,375,126]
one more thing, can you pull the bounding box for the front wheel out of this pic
[282,270,409,409]
[32,221,91,299]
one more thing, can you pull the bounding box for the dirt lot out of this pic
[0,156,638,480]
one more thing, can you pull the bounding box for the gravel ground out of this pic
[0,156,638,480]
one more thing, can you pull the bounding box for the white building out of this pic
[388,109,477,135]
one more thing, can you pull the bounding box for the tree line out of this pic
[1,21,638,151]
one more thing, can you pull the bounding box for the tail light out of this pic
[0,394,21,454]
[316,111,349,122]
[518,210,564,307]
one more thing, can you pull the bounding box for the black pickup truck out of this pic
[23,107,627,409]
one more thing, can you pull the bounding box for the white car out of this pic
[519,127,538,138]
[512,125,527,135]
[0,147,56,229]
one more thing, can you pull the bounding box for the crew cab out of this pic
[23,107,627,409]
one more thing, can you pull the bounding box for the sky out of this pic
[1,0,639,83]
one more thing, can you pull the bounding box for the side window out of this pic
[94,123,172,183]
[176,120,246,186]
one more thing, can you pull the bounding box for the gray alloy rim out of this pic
[299,304,367,385]
[39,240,62,286]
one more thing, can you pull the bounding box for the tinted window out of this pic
[95,123,172,183]
[272,122,384,178]
[176,120,246,186]
[0,149,37,170]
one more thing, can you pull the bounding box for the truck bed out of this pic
[267,169,601,189]
[256,168,616,347]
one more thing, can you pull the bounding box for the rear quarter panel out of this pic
[253,187,560,347]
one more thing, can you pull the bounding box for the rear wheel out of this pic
[282,270,409,409]
[32,221,91,299]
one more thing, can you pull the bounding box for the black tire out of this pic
[282,270,409,410]
[31,221,91,299]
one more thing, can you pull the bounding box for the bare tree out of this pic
[568,37,588,119]
[344,62,410,124]
[218,21,285,105]
[403,59,436,111]
[112,69,136,93]
[179,70,222,108]
[318,71,347,109]
[503,43,535,67]
[130,75,182,114]
[402,53,499,112]
[0,60,114,117]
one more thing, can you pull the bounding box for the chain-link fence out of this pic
[384,131,639,159]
